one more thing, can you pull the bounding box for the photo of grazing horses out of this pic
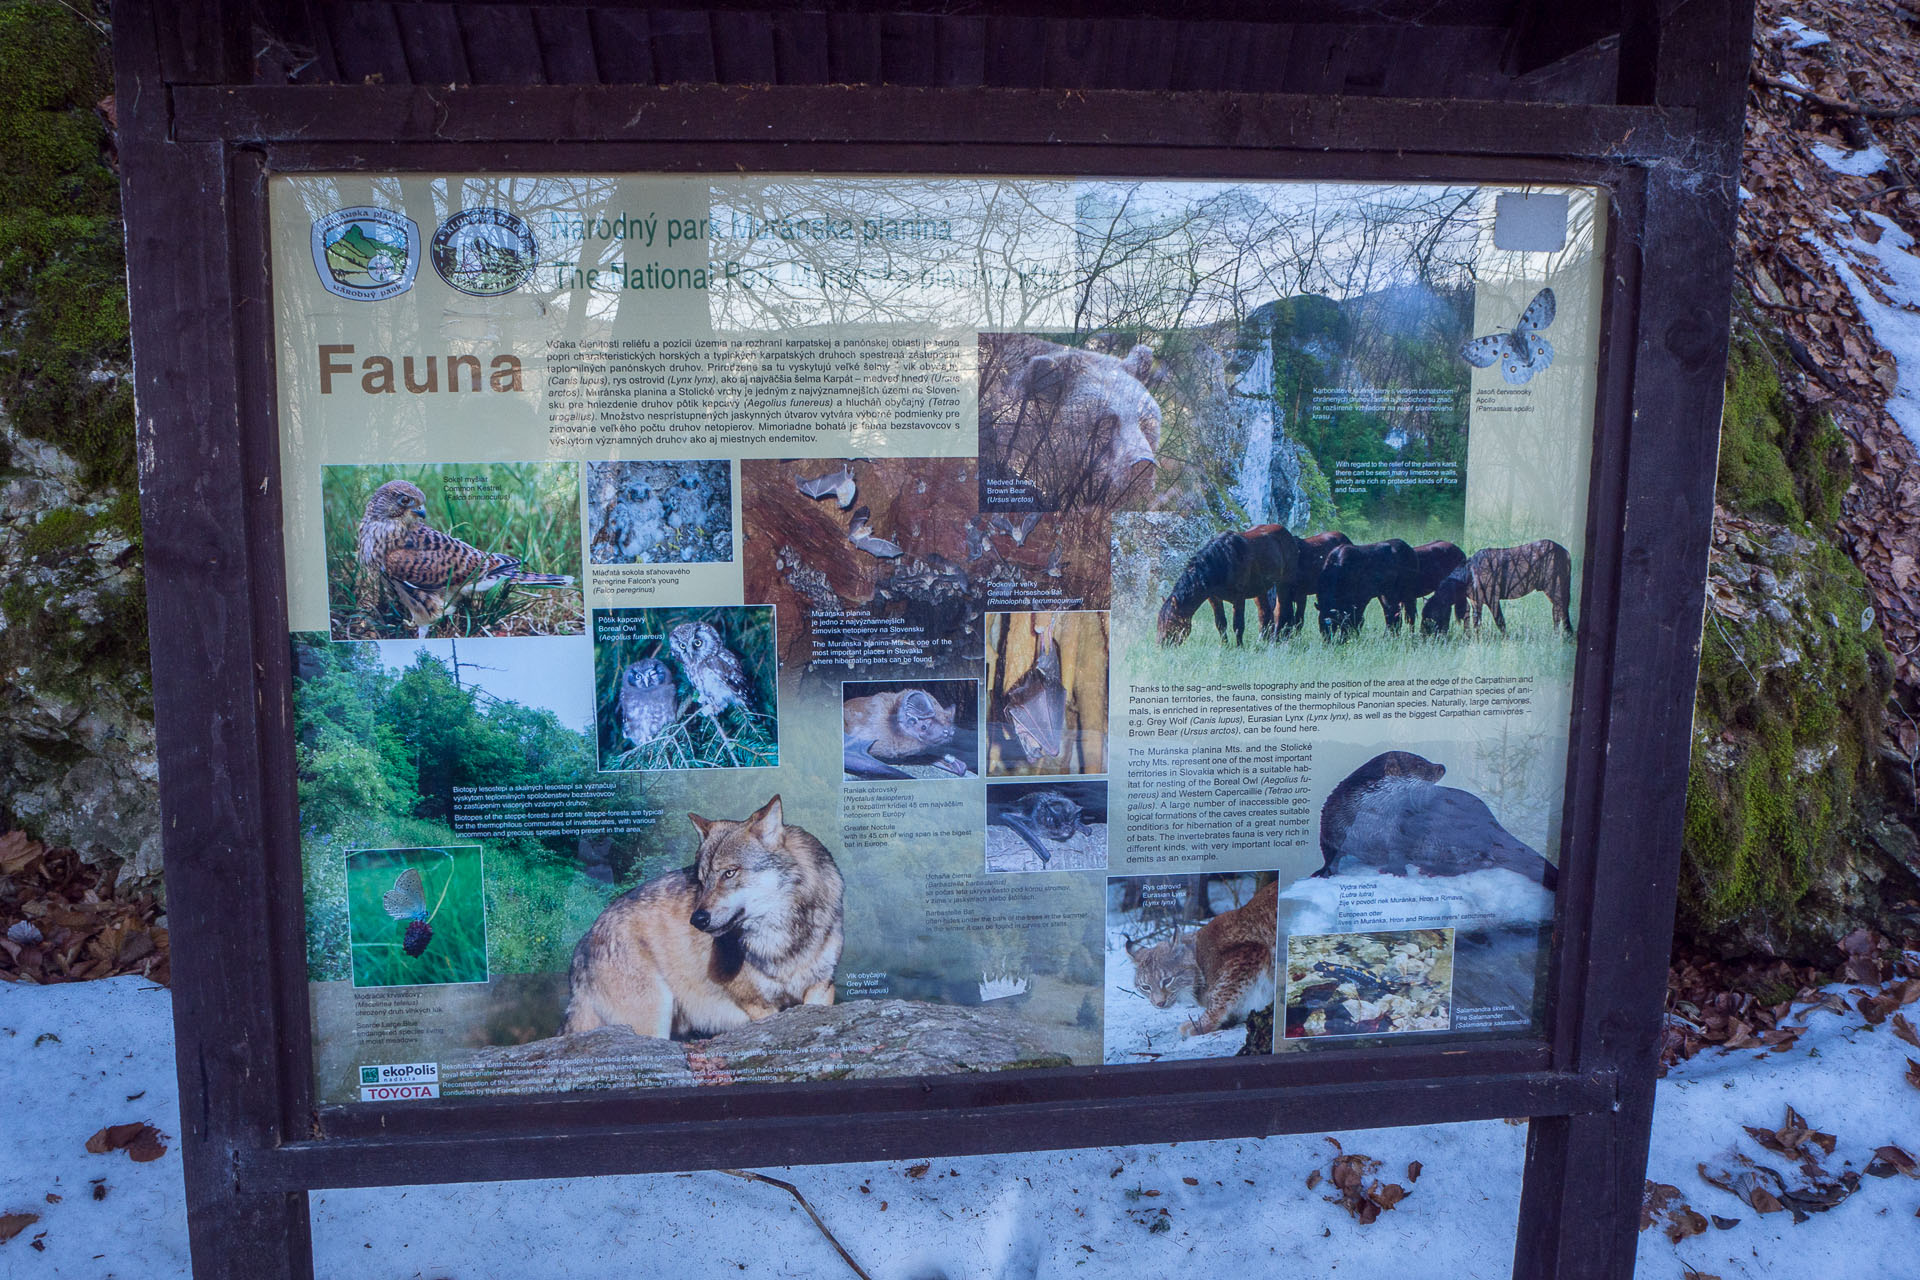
[1408,540,1467,600]
[1156,525,1301,646]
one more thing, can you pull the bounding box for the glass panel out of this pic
[271,175,1603,1103]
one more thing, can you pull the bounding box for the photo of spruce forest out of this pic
[292,633,663,989]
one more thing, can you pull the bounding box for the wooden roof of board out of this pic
[175,1,1630,103]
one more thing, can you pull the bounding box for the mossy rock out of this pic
[1679,311,1908,956]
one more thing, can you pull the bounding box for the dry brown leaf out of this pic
[0,1213,38,1244]
[84,1121,165,1162]
[903,1162,929,1179]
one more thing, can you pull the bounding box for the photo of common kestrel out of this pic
[352,476,577,638]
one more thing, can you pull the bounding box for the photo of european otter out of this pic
[1275,742,1559,1039]
[985,610,1109,777]
[986,780,1108,873]
[841,678,979,781]
[591,606,778,771]
[1282,928,1454,1038]
[322,462,583,641]
[1104,872,1277,1063]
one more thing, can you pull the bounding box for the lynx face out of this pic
[1125,935,1198,1009]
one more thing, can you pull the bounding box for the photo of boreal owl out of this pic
[591,606,778,772]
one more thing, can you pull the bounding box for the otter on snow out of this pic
[1312,750,1558,890]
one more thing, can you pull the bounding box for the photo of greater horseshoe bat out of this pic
[1000,614,1065,761]
[985,779,1108,873]
[985,610,1108,777]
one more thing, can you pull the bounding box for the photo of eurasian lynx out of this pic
[1124,934,1198,1009]
[1180,880,1277,1037]
[1105,871,1277,1063]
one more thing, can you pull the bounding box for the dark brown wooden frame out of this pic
[115,2,1753,1276]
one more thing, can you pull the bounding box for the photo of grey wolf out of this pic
[562,795,845,1039]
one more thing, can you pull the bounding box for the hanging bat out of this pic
[847,507,903,558]
[964,517,991,561]
[991,512,1039,547]
[796,463,857,509]
[993,789,1093,867]
[995,614,1066,762]
[843,736,914,780]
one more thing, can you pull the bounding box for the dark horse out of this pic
[1455,539,1573,633]
[1410,540,1466,600]
[1157,524,1301,645]
[1273,531,1353,634]
[1316,539,1420,639]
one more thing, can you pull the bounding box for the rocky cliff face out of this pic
[0,2,158,883]
[1,415,158,879]
[1680,326,1916,957]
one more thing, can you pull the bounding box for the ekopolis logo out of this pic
[311,207,420,302]
[358,1061,439,1101]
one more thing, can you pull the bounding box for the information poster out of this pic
[275,176,1602,1102]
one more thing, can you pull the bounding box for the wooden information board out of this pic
[114,2,1754,1277]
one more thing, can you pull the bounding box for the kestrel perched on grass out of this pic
[356,479,574,638]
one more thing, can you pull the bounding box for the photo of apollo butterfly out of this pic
[383,867,435,957]
[1460,287,1556,385]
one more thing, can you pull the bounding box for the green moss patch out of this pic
[1679,312,1892,946]
[0,0,134,501]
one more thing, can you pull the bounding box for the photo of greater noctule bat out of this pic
[837,690,967,782]
[992,789,1093,867]
[1312,750,1559,889]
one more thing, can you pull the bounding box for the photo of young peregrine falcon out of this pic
[324,464,584,641]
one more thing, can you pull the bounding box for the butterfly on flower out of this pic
[382,867,434,957]
[1460,287,1556,385]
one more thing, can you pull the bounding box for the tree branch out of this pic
[717,1169,874,1280]
[1752,70,1920,121]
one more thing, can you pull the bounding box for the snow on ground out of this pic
[3,974,1917,1279]
[1811,142,1889,178]
[1809,211,1920,450]
[1776,17,1831,49]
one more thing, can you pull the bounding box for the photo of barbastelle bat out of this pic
[841,678,979,781]
[986,779,1107,873]
[985,611,1109,777]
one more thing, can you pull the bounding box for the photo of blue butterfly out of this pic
[383,867,434,957]
[1461,287,1556,385]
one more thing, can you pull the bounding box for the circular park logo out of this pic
[310,207,420,302]
[431,208,538,296]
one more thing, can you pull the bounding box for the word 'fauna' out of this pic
[317,344,525,395]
